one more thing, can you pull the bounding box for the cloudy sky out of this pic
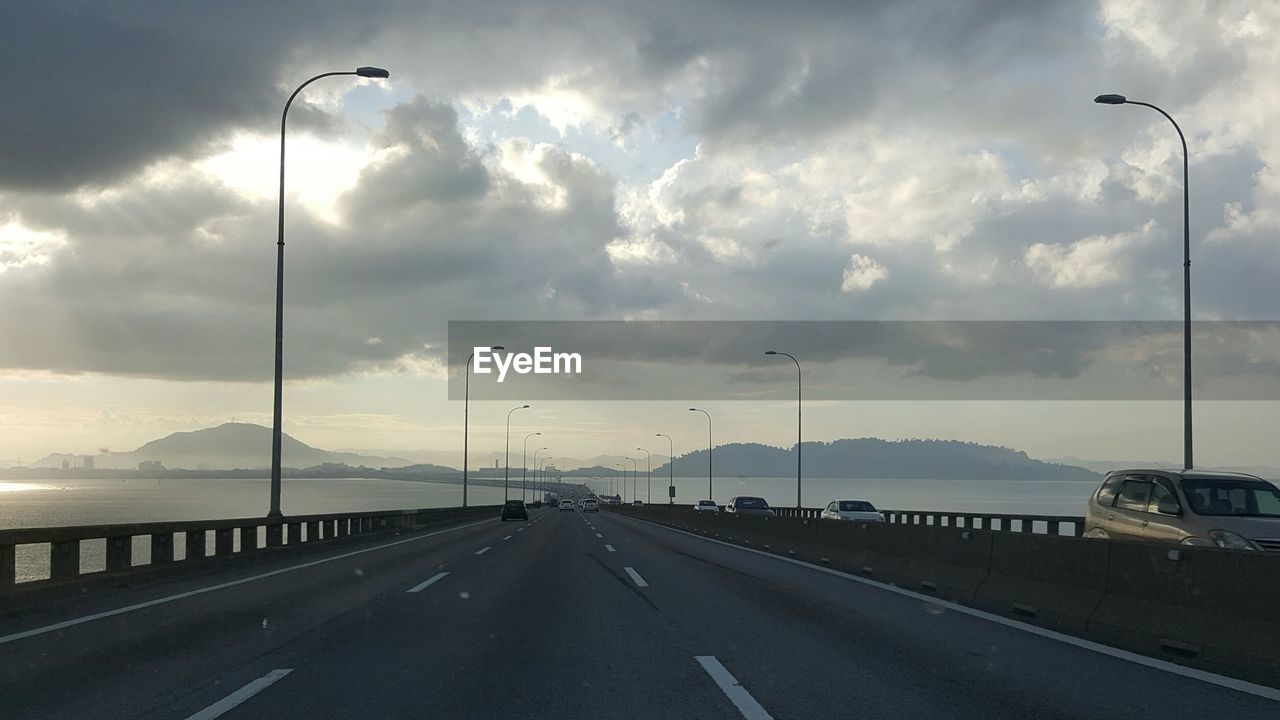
[2,0,1279,469]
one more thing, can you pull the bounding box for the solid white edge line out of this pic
[605,544,616,552]
[502,535,513,541]
[695,656,774,720]
[618,513,1280,704]
[623,566,649,588]
[474,546,492,556]
[406,571,450,593]
[184,668,293,720]
[0,518,497,646]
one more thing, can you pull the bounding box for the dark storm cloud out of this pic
[0,1,386,190]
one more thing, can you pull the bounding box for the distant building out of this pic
[60,458,70,470]
[82,455,94,470]
[138,460,165,474]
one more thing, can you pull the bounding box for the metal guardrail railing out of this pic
[1,505,500,590]
[655,504,1086,537]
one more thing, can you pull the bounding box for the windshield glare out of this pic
[839,501,876,512]
[1180,477,1280,517]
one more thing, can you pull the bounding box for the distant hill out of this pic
[646,439,1099,481]
[31,423,413,471]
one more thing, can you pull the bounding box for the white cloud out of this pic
[840,253,888,292]
[1025,221,1156,289]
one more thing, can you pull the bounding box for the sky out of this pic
[2,1,1280,469]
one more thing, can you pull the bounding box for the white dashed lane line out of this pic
[623,567,649,588]
[406,572,450,593]
[185,669,294,720]
[695,656,774,720]
[474,547,492,556]
[605,544,616,552]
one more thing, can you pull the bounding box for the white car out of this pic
[559,499,575,511]
[582,499,600,512]
[821,499,885,522]
[694,499,719,512]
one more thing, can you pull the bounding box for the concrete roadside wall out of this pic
[611,504,1280,689]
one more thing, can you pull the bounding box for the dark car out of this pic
[725,496,774,517]
[501,499,529,521]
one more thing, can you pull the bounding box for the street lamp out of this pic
[1095,93,1193,469]
[636,447,652,504]
[766,350,802,507]
[269,66,389,528]
[625,457,637,503]
[656,433,674,504]
[614,464,625,500]
[522,432,541,503]
[689,408,712,501]
[541,458,554,491]
[504,404,530,501]
[461,346,504,507]
[532,447,548,499]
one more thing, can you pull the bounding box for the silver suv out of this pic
[1084,469,1280,551]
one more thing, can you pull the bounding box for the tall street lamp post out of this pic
[636,447,652,504]
[522,432,541,503]
[656,433,674,504]
[269,66,389,531]
[504,405,530,501]
[689,408,712,501]
[462,345,504,507]
[532,447,548,499]
[1095,93,1193,469]
[766,350,802,507]
[625,457,637,503]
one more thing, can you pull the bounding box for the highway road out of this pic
[1,506,1277,719]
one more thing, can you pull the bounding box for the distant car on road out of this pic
[1084,469,1280,551]
[821,500,885,522]
[725,496,774,517]
[694,500,719,512]
[582,499,599,512]
[632,500,644,506]
[559,499,575,512]
[501,499,528,521]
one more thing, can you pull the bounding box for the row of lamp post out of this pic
[272,72,1195,525]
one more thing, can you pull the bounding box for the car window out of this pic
[1181,476,1280,517]
[839,501,874,512]
[1114,478,1151,511]
[736,497,767,508]
[1146,480,1180,516]
[1096,475,1124,507]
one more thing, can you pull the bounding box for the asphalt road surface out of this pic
[1,507,1277,719]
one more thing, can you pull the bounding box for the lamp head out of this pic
[491,345,506,351]
[355,66,390,79]
[765,350,777,355]
[1094,94,1127,105]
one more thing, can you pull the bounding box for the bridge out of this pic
[2,498,1278,719]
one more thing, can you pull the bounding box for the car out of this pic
[500,499,528,521]
[559,499,575,511]
[582,499,599,512]
[1084,469,1280,550]
[632,500,644,506]
[693,499,719,512]
[725,496,774,517]
[821,499,885,522]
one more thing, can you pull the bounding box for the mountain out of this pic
[32,423,413,471]
[642,439,1099,481]
[1049,456,1280,480]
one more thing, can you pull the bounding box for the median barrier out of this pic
[973,532,1110,634]
[1089,542,1280,685]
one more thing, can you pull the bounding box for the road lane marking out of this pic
[605,544,616,552]
[407,572,450,593]
[623,567,649,588]
[474,546,492,556]
[185,668,293,720]
[502,535,513,541]
[695,656,773,720]
[0,517,497,646]
[620,514,1280,704]
[518,528,525,532]
[595,533,603,538]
